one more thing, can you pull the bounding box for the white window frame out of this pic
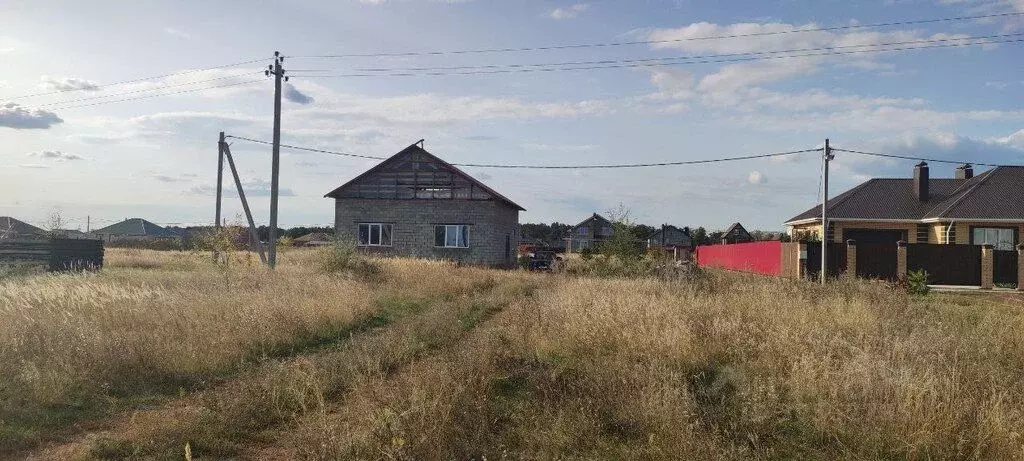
[972,227,1015,251]
[358,223,393,247]
[434,224,470,248]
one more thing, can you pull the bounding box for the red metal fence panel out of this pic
[696,241,782,276]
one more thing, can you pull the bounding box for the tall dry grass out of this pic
[5,248,1024,460]
[0,247,534,454]
[298,272,1024,460]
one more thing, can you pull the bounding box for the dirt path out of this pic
[20,279,538,460]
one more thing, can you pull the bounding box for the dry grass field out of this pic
[2,247,1023,460]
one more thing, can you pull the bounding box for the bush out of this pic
[905,269,930,295]
[315,241,384,282]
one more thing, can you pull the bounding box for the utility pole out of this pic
[214,131,225,262]
[266,51,287,269]
[820,138,833,284]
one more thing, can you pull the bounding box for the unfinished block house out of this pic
[325,141,524,266]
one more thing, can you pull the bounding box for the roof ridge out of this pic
[930,166,1000,219]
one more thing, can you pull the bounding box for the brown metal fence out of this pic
[0,238,104,271]
[804,242,846,279]
[993,250,1018,286]
[906,243,981,286]
[856,242,898,280]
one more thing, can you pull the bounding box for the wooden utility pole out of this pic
[222,140,268,265]
[820,138,833,284]
[266,51,287,269]
[214,131,225,261]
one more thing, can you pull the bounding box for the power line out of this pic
[32,72,264,108]
[225,136,388,160]
[833,148,1007,167]
[1,57,269,101]
[43,80,263,111]
[287,11,1024,59]
[291,33,1019,74]
[292,36,1024,78]
[225,135,821,168]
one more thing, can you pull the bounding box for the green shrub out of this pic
[906,269,930,295]
[316,241,384,282]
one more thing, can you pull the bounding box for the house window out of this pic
[972,227,1016,250]
[358,223,392,246]
[434,224,469,248]
[577,226,589,236]
[916,224,930,243]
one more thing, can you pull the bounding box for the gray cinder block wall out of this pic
[334,198,519,267]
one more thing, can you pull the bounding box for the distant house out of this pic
[51,229,95,239]
[647,225,693,259]
[325,141,524,267]
[565,213,614,253]
[720,222,753,244]
[293,232,334,247]
[786,163,1024,249]
[0,217,45,239]
[93,218,180,243]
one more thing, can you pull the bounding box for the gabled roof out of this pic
[571,213,612,230]
[0,217,45,236]
[324,143,525,211]
[785,166,1024,224]
[647,225,693,246]
[723,222,750,237]
[294,232,333,243]
[93,218,179,237]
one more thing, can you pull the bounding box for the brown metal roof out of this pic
[785,166,1024,223]
[324,143,525,211]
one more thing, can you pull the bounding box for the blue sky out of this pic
[1,0,1022,231]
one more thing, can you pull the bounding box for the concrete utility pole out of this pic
[820,138,834,284]
[266,51,287,269]
[214,131,225,262]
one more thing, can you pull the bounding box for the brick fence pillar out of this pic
[981,244,994,290]
[1018,243,1024,292]
[846,239,857,277]
[896,240,907,280]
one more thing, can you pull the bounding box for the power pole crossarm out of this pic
[267,51,287,269]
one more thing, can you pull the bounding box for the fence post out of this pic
[845,239,856,278]
[1017,243,1023,292]
[797,241,807,279]
[981,244,994,290]
[896,241,907,280]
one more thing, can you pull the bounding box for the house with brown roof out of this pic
[325,141,523,267]
[785,162,1024,249]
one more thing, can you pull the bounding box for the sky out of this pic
[1,0,1022,232]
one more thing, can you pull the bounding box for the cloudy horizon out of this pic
[1,0,1022,231]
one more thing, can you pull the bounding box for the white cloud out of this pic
[189,178,295,197]
[747,170,765,184]
[18,164,49,169]
[40,75,101,92]
[0,103,63,129]
[28,150,85,161]
[163,27,192,40]
[550,3,590,19]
